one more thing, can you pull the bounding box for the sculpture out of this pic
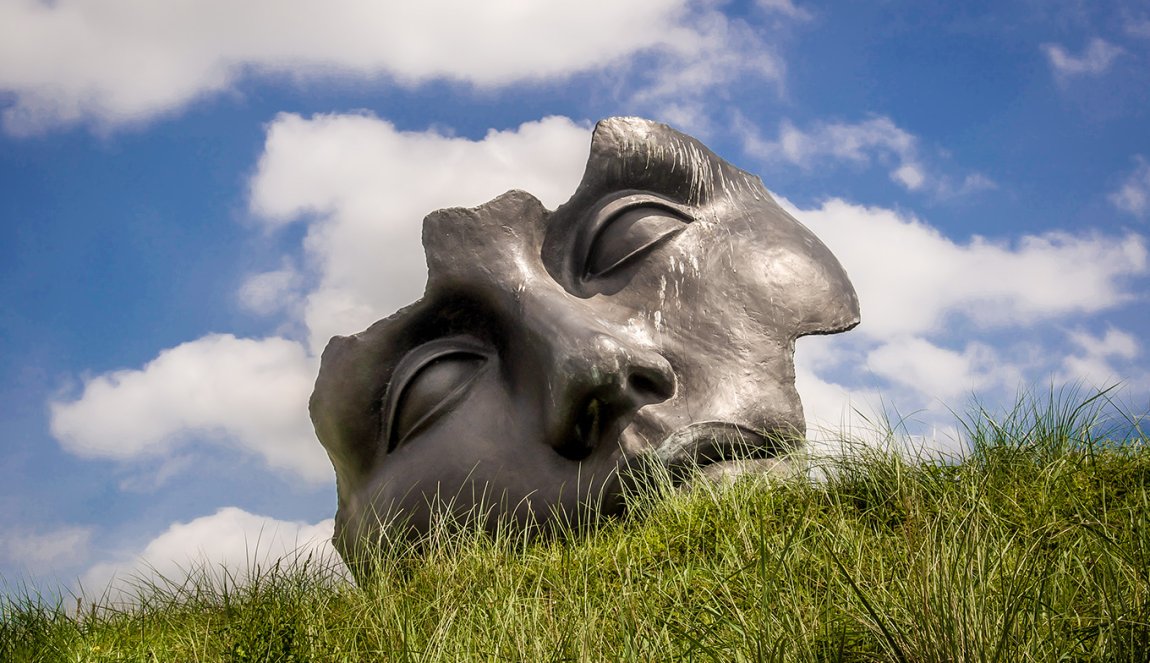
[310,117,860,571]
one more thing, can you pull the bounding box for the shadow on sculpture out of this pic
[310,117,860,577]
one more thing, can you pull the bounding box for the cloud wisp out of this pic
[624,4,792,134]
[1042,38,1123,78]
[1111,156,1150,219]
[740,115,994,197]
[1060,327,1144,390]
[0,525,93,577]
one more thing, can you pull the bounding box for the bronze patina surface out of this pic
[310,117,860,571]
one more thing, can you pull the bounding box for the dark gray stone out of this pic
[310,117,859,571]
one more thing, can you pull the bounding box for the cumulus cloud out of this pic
[50,112,1150,480]
[250,113,591,352]
[0,0,794,134]
[786,198,1147,338]
[80,508,339,601]
[794,351,880,431]
[1110,156,1150,218]
[794,336,970,458]
[0,524,92,575]
[50,334,327,482]
[1042,38,1123,78]
[740,115,992,196]
[50,116,593,482]
[782,196,1148,438]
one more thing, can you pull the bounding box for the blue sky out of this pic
[2,0,1148,594]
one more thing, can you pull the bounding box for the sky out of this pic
[2,0,1149,596]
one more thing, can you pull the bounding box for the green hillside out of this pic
[4,392,1148,661]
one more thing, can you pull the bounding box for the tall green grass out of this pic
[3,391,1148,661]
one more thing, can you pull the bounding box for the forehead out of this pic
[420,117,770,289]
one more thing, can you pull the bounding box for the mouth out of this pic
[620,421,794,492]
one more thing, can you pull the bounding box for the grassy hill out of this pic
[3,392,1148,661]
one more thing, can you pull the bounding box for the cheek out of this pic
[374,387,520,493]
[607,224,805,421]
[682,218,834,339]
[635,231,790,348]
[356,379,587,518]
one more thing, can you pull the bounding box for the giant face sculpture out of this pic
[311,117,859,568]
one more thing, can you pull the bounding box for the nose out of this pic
[526,298,676,461]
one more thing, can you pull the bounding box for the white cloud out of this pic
[250,113,592,352]
[1042,38,1123,78]
[892,163,926,191]
[756,0,810,20]
[785,198,1148,338]
[740,115,992,196]
[794,340,969,458]
[50,116,592,483]
[795,350,880,432]
[0,0,784,134]
[626,8,786,135]
[0,525,92,574]
[238,261,303,316]
[954,173,998,195]
[865,338,1011,402]
[755,116,917,169]
[80,508,340,601]
[1060,327,1142,389]
[50,114,1150,483]
[782,196,1148,441]
[1110,156,1150,218]
[49,334,328,482]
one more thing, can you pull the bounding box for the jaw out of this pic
[334,402,806,568]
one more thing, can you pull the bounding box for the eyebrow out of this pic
[615,135,720,205]
[578,120,766,209]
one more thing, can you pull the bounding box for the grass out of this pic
[3,390,1149,661]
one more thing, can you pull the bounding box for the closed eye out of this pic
[382,339,488,452]
[581,194,691,281]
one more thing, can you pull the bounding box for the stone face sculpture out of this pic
[310,117,859,569]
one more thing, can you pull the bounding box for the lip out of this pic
[617,421,790,493]
[657,421,781,471]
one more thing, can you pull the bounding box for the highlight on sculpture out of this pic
[309,117,860,572]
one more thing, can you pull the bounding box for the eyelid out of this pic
[578,192,693,281]
[381,337,489,452]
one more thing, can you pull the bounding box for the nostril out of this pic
[627,366,674,404]
[555,397,601,461]
[627,373,659,398]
